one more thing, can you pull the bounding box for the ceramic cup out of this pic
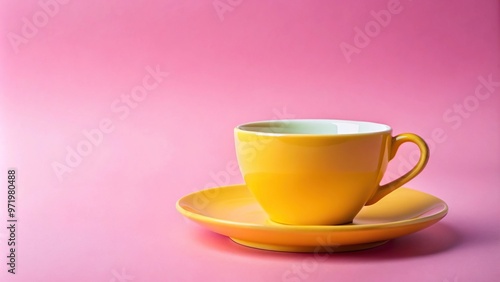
[234,119,429,225]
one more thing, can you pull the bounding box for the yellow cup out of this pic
[234,119,429,225]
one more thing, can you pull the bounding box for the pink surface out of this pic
[0,0,499,281]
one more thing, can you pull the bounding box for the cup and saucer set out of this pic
[176,120,448,252]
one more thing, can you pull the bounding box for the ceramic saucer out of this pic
[176,184,448,252]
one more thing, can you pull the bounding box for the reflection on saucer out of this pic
[176,185,448,252]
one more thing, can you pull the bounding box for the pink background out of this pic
[1,0,499,281]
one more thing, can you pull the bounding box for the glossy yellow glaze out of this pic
[176,185,448,252]
[234,120,429,225]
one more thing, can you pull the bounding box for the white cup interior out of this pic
[237,119,391,135]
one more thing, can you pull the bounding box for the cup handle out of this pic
[365,133,430,206]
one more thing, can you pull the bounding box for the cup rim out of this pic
[235,119,392,136]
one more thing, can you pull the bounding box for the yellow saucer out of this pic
[176,184,448,252]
